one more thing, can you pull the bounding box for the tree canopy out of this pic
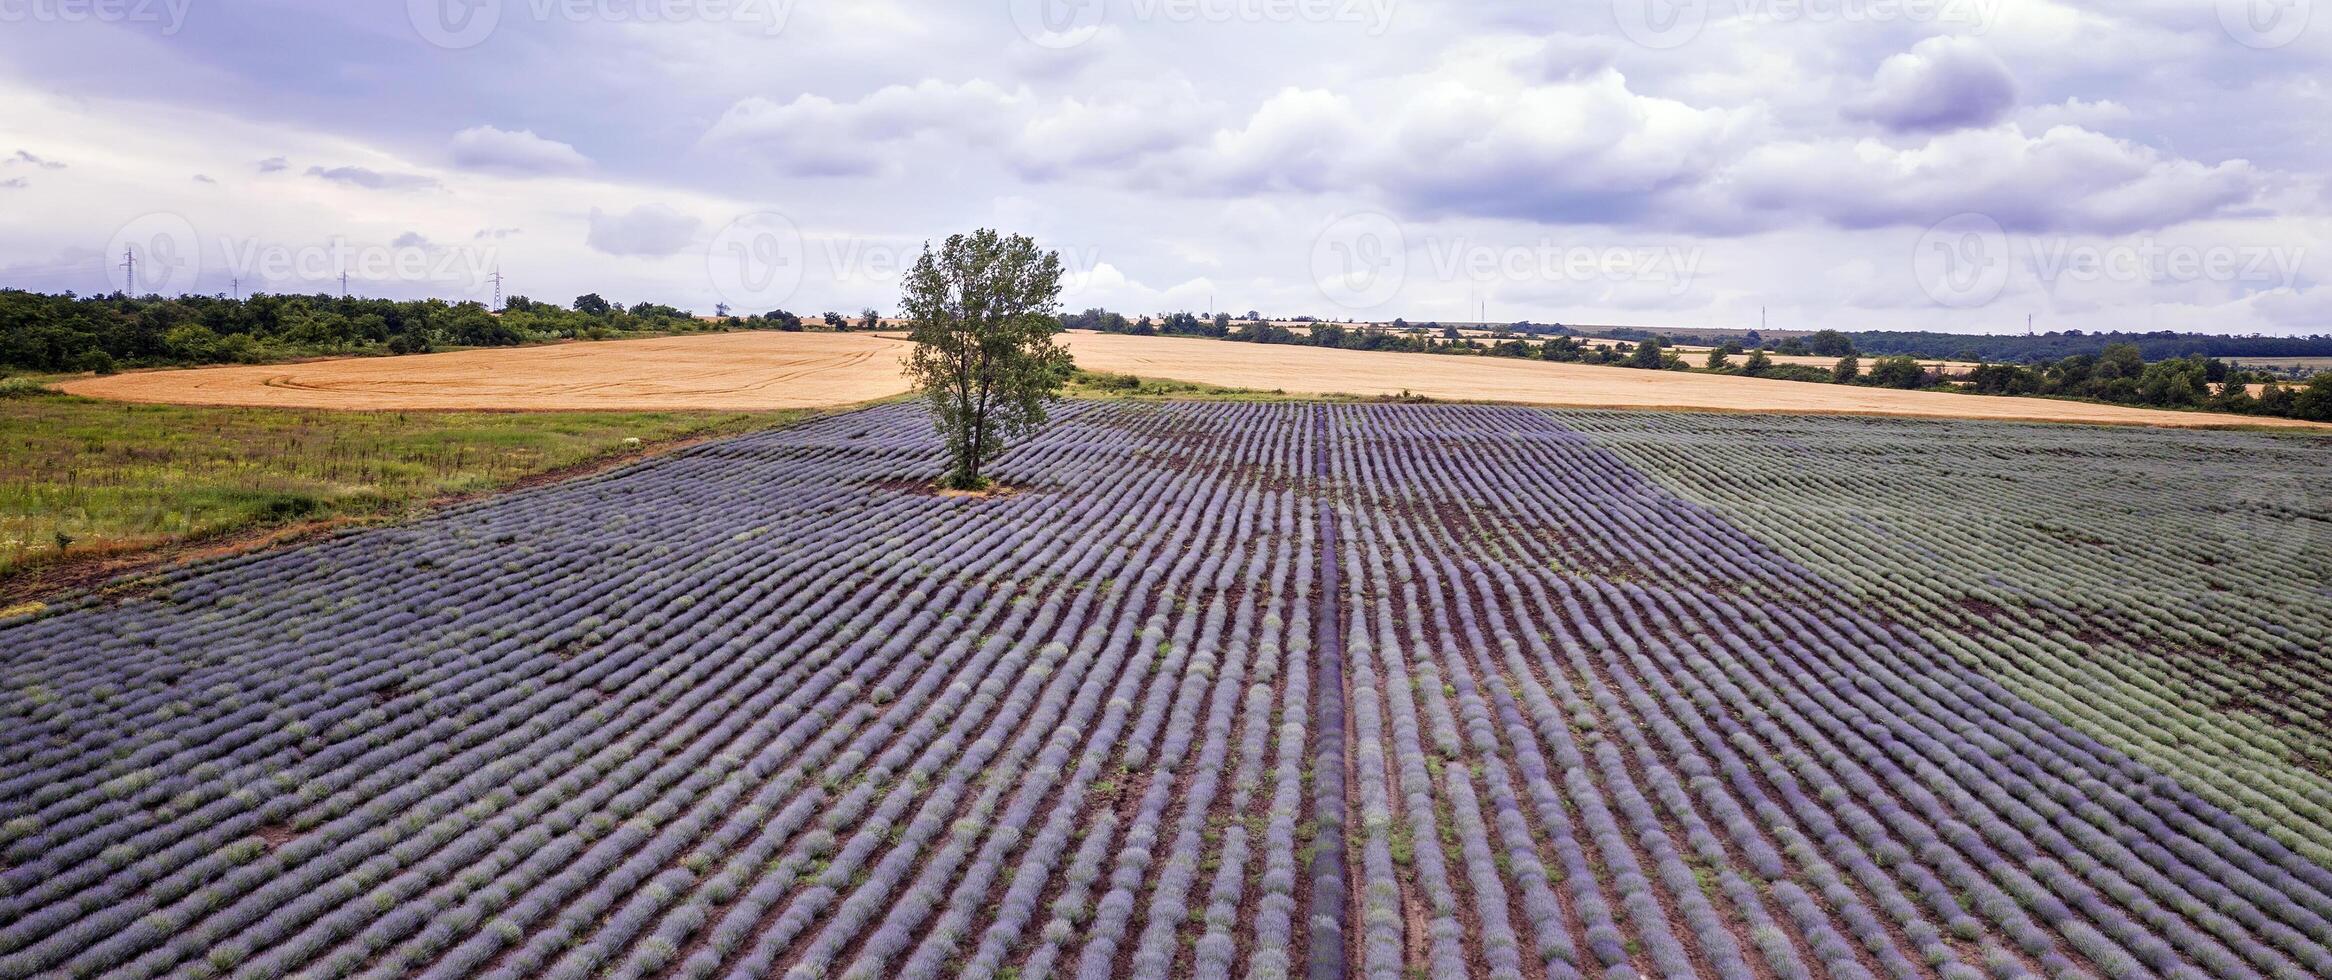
[0,290,704,373]
[901,230,1072,491]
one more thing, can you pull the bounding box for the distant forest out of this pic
[1837,330,2332,364]
[0,291,876,374]
[1595,326,2332,365]
[1064,308,2332,422]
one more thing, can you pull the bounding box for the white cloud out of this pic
[702,80,1026,176]
[1845,36,2019,134]
[7,150,66,170]
[1064,261,1220,313]
[1093,41,2259,237]
[1722,124,2263,233]
[586,204,701,258]
[450,125,591,174]
[2251,287,2332,328]
[2017,97,2135,131]
[306,165,439,191]
[3,5,2328,335]
[1006,79,1216,179]
[1181,88,1366,196]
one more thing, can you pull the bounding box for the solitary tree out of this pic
[1705,347,1732,371]
[902,229,1072,490]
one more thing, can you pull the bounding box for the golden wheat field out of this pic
[1057,333,2322,429]
[57,332,914,412]
[54,329,2322,428]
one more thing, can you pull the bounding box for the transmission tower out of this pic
[119,248,136,295]
[491,269,505,310]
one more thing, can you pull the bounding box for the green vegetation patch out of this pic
[0,391,801,580]
[1566,408,2332,866]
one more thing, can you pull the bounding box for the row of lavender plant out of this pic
[1555,410,2332,869]
[8,400,2322,979]
[1318,403,2330,979]
[0,402,1329,979]
[1504,407,2324,973]
[2,408,956,970]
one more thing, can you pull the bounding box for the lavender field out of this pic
[1,403,2327,980]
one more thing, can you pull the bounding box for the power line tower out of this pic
[230,276,240,301]
[340,270,349,299]
[119,248,136,296]
[491,269,505,310]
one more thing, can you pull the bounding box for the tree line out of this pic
[1602,325,2332,366]
[1838,329,2332,365]
[0,290,897,374]
[1061,307,2332,422]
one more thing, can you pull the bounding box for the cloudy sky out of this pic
[1,0,2328,335]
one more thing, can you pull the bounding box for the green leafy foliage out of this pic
[0,290,717,374]
[901,230,1072,490]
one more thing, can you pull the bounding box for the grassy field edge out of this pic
[0,395,902,606]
